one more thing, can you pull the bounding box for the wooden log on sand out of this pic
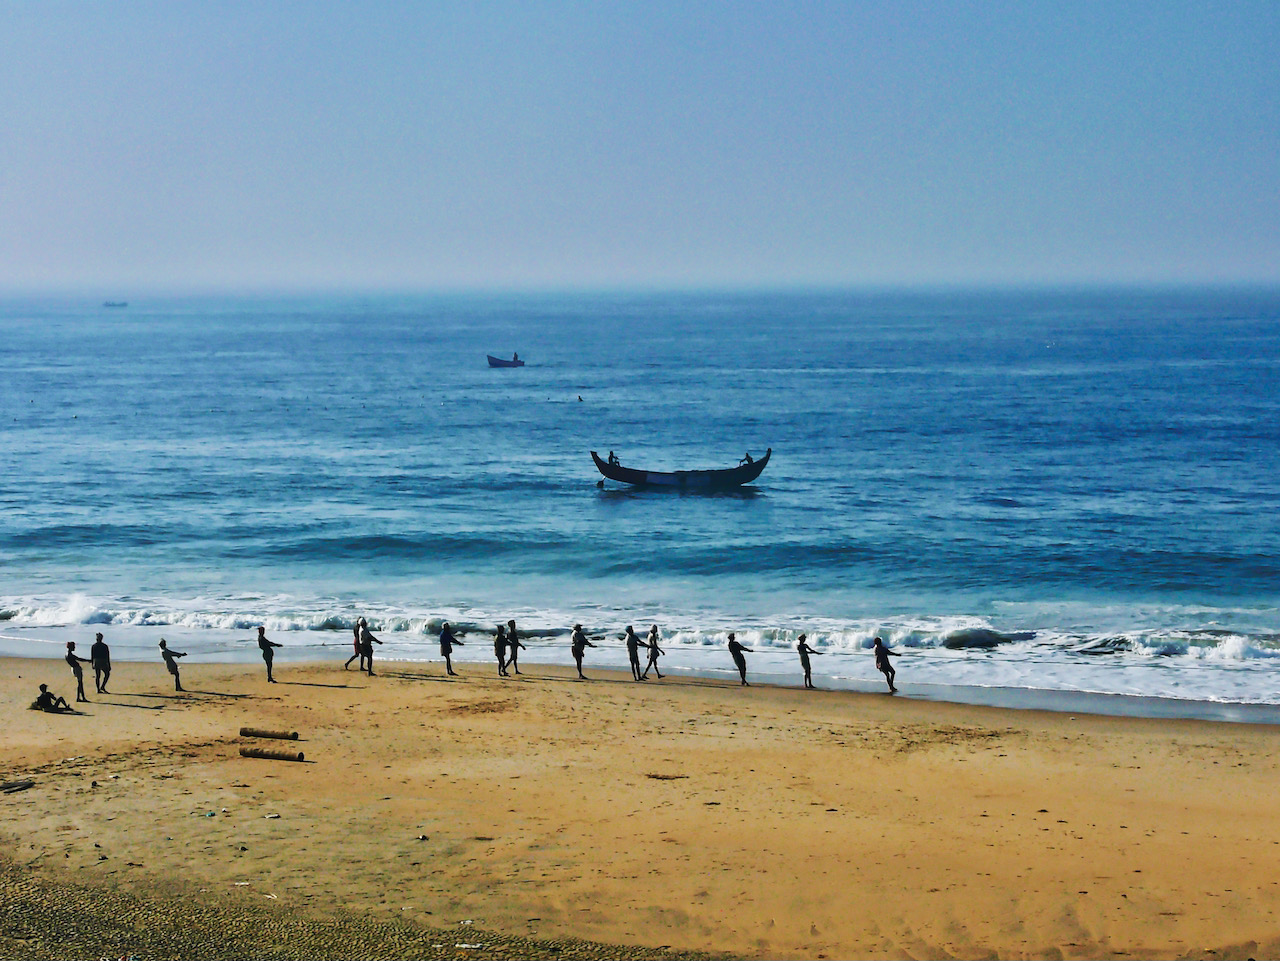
[239,727,299,740]
[239,747,305,762]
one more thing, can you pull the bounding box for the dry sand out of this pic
[3,655,1279,960]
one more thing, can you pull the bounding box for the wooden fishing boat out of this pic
[591,448,771,489]
[487,354,525,368]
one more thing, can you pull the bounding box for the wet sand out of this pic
[3,655,1279,960]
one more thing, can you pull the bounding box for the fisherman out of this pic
[159,639,187,692]
[256,626,282,683]
[65,642,90,703]
[358,618,383,676]
[33,683,73,713]
[872,636,899,693]
[624,626,645,681]
[607,450,619,466]
[739,451,754,466]
[494,624,508,676]
[90,632,111,694]
[641,624,665,679]
[796,634,823,689]
[570,624,596,679]
[505,619,526,675]
[439,621,462,676]
[727,632,753,686]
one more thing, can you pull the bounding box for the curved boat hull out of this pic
[487,355,525,368]
[591,449,771,489]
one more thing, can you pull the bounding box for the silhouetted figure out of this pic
[65,642,90,702]
[256,626,282,682]
[641,624,665,679]
[607,450,619,466]
[505,620,526,674]
[739,451,754,466]
[624,626,645,681]
[727,633,753,685]
[494,624,509,676]
[872,636,899,693]
[439,621,462,676]
[159,639,186,692]
[344,623,365,671]
[512,352,519,362]
[358,618,383,676]
[90,632,111,694]
[570,624,596,679]
[34,683,73,713]
[797,634,823,689]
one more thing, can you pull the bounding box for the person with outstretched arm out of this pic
[358,618,383,676]
[439,621,462,677]
[256,626,282,683]
[570,624,596,679]
[727,632,753,686]
[65,642,90,703]
[796,634,823,689]
[641,624,665,679]
[494,624,508,676]
[90,632,111,694]
[623,626,645,681]
[159,639,187,692]
[504,619,526,675]
[872,635,899,693]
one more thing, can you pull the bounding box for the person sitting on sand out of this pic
[727,633,753,686]
[872,636,899,693]
[33,683,73,713]
[641,624,665,679]
[65,642,90,703]
[504,619,526,675]
[90,632,111,694]
[624,626,645,681]
[439,621,461,677]
[358,618,382,676]
[344,623,365,671]
[159,639,187,692]
[570,624,596,680]
[256,626,282,683]
[494,624,509,676]
[797,634,823,689]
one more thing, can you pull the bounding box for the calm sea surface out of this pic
[3,289,1279,716]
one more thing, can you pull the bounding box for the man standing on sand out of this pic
[796,634,822,689]
[344,623,364,671]
[641,624,665,679]
[159,639,187,692]
[65,642,90,702]
[727,632,753,686]
[570,624,595,680]
[439,621,462,676]
[504,619,526,675]
[358,618,382,676]
[872,636,899,693]
[256,626,281,683]
[493,624,508,676]
[624,626,645,681]
[90,632,111,694]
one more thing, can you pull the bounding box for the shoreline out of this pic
[5,655,1280,959]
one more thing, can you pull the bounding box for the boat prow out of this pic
[591,449,771,489]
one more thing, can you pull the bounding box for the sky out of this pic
[0,1,1276,292]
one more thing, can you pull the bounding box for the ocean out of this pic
[4,288,1280,720]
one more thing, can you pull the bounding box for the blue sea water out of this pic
[3,288,1280,715]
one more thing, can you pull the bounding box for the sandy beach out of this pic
[3,655,1279,960]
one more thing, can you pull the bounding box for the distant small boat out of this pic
[102,301,128,308]
[591,448,771,489]
[487,353,525,368]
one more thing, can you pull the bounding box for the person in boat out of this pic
[505,619,526,674]
[494,624,509,676]
[345,623,365,671]
[872,636,899,693]
[727,632,753,686]
[570,624,596,679]
[624,626,645,681]
[512,352,519,362]
[65,642,90,703]
[33,683,73,713]
[90,632,111,694]
[641,625,665,679]
[159,639,187,692]
[739,451,754,466]
[439,621,462,676]
[256,626,282,683]
[358,618,383,676]
[607,450,619,466]
[796,634,823,689]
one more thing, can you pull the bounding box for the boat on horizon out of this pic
[102,301,128,308]
[487,353,525,368]
[591,448,771,489]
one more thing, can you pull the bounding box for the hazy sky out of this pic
[1,1,1276,291]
